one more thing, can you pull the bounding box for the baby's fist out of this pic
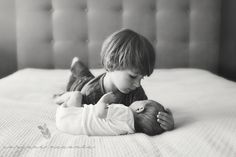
[100,92,117,104]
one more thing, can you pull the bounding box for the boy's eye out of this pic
[129,75,137,79]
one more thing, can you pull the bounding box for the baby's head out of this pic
[101,28,155,77]
[129,100,166,136]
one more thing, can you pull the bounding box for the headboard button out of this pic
[114,5,122,12]
[150,6,156,12]
[45,4,53,12]
[185,8,190,15]
[50,8,54,13]
[83,7,88,13]
[153,39,157,44]
[85,39,89,43]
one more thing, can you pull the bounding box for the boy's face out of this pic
[109,69,144,94]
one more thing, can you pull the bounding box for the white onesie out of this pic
[56,104,135,136]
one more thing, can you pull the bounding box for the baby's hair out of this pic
[101,29,156,76]
[134,100,166,136]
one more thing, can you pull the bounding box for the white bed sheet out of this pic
[0,68,236,157]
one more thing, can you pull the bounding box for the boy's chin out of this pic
[113,88,128,94]
[119,88,131,94]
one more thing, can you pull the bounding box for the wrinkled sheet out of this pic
[0,68,236,157]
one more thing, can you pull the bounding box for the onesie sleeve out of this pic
[56,106,83,135]
[107,104,135,134]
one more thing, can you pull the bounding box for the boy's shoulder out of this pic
[81,73,105,92]
[81,73,105,104]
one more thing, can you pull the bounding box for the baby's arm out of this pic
[55,91,84,135]
[66,91,83,107]
[56,105,83,135]
[55,91,83,107]
[95,92,117,118]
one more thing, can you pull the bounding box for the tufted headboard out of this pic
[16,0,221,72]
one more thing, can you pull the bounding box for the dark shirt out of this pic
[79,73,148,106]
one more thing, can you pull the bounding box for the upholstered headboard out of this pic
[16,0,221,72]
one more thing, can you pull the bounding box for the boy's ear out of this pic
[136,106,144,113]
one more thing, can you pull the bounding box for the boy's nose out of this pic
[133,79,141,88]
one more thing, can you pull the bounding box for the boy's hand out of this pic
[157,108,174,131]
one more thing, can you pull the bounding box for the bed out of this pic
[1,0,236,156]
[0,68,236,157]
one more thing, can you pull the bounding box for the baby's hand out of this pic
[99,92,117,105]
[157,108,174,131]
[66,91,83,107]
[95,92,117,118]
[55,91,82,107]
[54,92,72,105]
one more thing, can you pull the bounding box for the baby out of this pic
[56,91,166,136]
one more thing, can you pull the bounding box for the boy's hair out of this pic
[101,29,156,76]
[134,100,166,136]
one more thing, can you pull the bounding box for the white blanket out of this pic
[0,68,236,157]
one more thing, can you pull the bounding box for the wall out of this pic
[0,0,235,81]
[219,0,236,81]
[15,0,221,72]
[0,0,17,78]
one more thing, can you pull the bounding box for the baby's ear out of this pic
[136,106,144,113]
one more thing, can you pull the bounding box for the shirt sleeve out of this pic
[56,106,83,135]
[81,75,104,105]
